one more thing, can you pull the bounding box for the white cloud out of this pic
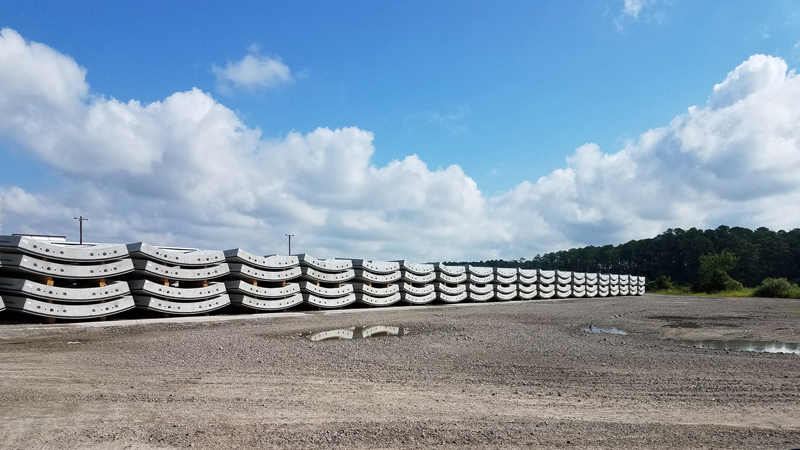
[212,45,293,95]
[404,105,471,134]
[1,29,800,261]
[621,0,648,18]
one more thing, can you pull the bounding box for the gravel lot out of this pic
[1,294,799,449]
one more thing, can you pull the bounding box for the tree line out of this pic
[451,226,800,287]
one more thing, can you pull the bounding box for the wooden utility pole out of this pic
[74,216,88,244]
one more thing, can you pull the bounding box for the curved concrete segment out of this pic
[393,261,435,275]
[556,284,572,298]
[572,285,587,298]
[348,259,400,274]
[0,277,130,303]
[538,270,556,284]
[467,284,493,295]
[132,260,229,281]
[223,248,299,269]
[495,288,517,301]
[354,270,401,283]
[556,271,572,285]
[467,266,493,276]
[133,294,230,314]
[400,282,434,295]
[609,274,619,284]
[0,235,128,262]
[572,272,586,285]
[0,253,134,279]
[638,276,646,286]
[401,271,435,283]
[495,267,517,277]
[228,264,302,282]
[495,274,517,284]
[619,274,630,284]
[303,292,356,308]
[537,284,556,299]
[435,272,467,284]
[400,291,436,305]
[229,293,303,311]
[518,269,537,283]
[598,274,610,286]
[432,263,466,276]
[356,292,401,307]
[299,282,354,298]
[620,285,630,296]
[598,285,610,297]
[436,291,467,303]
[300,267,356,283]
[224,281,300,298]
[610,285,620,296]
[468,291,494,302]
[466,272,493,284]
[297,254,352,272]
[434,283,466,295]
[0,296,5,312]
[128,242,225,267]
[585,285,598,298]
[3,295,135,319]
[518,284,536,294]
[585,273,598,285]
[129,280,225,300]
[518,290,537,300]
[352,283,399,297]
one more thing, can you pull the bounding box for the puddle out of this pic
[304,325,407,341]
[651,315,741,329]
[674,339,800,355]
[582,324,628,335]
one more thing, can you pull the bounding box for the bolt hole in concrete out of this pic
[582,324,628,335]
[673,339,800,355]
[304,325,407,341]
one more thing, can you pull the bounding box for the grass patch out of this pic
[648,287,756,297]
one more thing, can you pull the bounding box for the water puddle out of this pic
[650,315,741,329]
[582,324,628,335]
[304,325,407,341]
[674,339,800,355]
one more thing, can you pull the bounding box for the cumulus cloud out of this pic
[0,29,799,261]
[212,45,293,94]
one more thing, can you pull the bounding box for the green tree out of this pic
[693,251,744,293]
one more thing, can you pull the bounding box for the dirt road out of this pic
[1,294,799,449]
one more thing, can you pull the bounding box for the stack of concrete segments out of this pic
[433,263,467,303]
[585,273,599,297]
[598,273,610,297]
[396,261,436,305]
[492,267,518,301]
[571,272,587,298]
[517,268,537,300]
[555,270,573,298]
[350,259,401,307]
[127,242,230,315]
[297,254,355,308]
[223,249,302,311]
[466,265,495,302]
[537,269,556,299]
[609,274,620,296]
[637,275,646,295]
[619,274,630,296]
[0,235,135,320]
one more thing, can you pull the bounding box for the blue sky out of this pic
[1,1,800,259]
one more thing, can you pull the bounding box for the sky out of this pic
[0,1,799,261]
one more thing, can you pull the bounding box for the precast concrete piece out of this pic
[399,270,435,283]
[299,281,354,298]
[638,276,646,286]
[518,269,537,283]
[556,284,572,298]
[629,276,640,286]
[466,272,493,284]
[598,274,610,286]
[572,285,586,298]
[572,272,586,285]
[495,274,517,284]
[467,283,493,295]
[0,235,128,262]
[351,283,399,297]
[518,284,536,294]
[435,272,467,284]
[433,283,466,295]
[585,273,598,285]
[638,285,646,295]
[467,265,493,276]
[598,285,610,297]
[229,293,303,311]
[494,267,517,278]
[518,290,537,300]
[223,248,299,269]
[355,292,401,307]
[393,261,435,275]
[432,263,466,276]
[132,259,229,281]
[495,284,516,295]
[610,274,620,284]
[128,242,225,267]
[556,270,573,285]
[347,259,400,274]
[538,283,555,295]
[3,295,135,319]
[297,254,352,272]
[619,274,630,284]
[620,285,630,296]
[303,292,356,308]
[400,291,436,305]
[436,291,467,303]
[399,282,434,295]
[228,264,302,282]
[610,285,620,296]
[519,275,536,284]
[0,277,130,303]
[538,270,556,284]
[537,288,556,299]
[354,270,401,283]
[0,253,134,279]
[300,267,356,283]
[128,280,225,300]
[0,296,4,312]
[468,291,494,302]
[133,294,230,314]
[495,288,517,301]
[224,280,301,298]
[585,285,598,298]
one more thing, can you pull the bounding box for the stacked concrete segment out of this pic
[396,261,436,305]
[224,249,302,311]
[297,254,355,308]
[465,265,494,302]
[433,263,467,303]
[350,259,401,307]
[127,242,230,315]
[491,267,517,301]
[517,268,537,300]
[537,270,556,299]
[0,235,135,320]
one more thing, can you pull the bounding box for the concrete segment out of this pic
[228,293,303,311]
[132,294,230,314]
[131,259,229,281]
[2,295,135,319]
[0,235,128,262]
[127,242,225,267]
[128,279,226,300]
[0,277,130,302]
[227,264,302,282]
[223,248,299,269]
[0,253,134,279]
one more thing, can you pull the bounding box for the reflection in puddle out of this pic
[582,324,628,335]
[650,315,741,329]
[675,339,800,355]
[305,325,407,341]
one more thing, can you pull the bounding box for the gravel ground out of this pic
[0,294,799,449]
